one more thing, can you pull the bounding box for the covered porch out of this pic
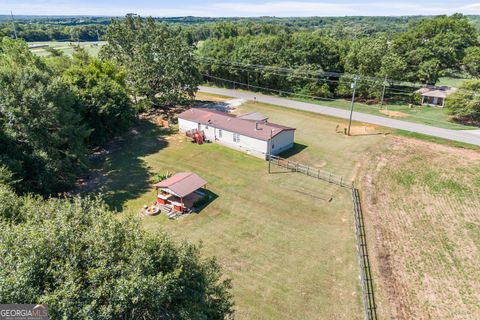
[154,172,208,213]
[156,189,206,212]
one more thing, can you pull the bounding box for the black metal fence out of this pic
[269,154,377,320]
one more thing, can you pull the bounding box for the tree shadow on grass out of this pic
[87,120,170,212]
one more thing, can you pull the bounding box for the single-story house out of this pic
[154,172,207,213]
[178,108,296,159]
[415,86,457,107]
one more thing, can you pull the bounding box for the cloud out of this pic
[460,3,480,12]
[212,1,357,16]
[211,1,457,17]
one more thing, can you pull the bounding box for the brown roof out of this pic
[237,112,268,122]
[415,87,457,98]
[154,172,207,198]
[178,108,295,141]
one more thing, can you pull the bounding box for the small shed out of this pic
[416,86,457,107]
[154,172,207,213]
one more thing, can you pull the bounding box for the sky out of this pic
[3,0,480,17]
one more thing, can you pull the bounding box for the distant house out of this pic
[178,108,295,159]
[416,86,457,107]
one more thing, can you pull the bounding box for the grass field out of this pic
[294,96,474,130]
[84,92,480,319]
[207,85,476,130]
[437,76,467,88]
[84,95,392,319]
[360,137,480,319]
[29,41,105,56]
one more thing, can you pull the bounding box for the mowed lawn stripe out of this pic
[91,98,388,319]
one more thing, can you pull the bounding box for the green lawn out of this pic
[293,96,475,130]
[437,76,467,88]
[86,99,389,319]
[218,86,476,130]
[29,41,105,56]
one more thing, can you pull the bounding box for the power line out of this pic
[196,56,424,89]
[202,74,469,128]
[10,11,17,39]
[198,56,480,98]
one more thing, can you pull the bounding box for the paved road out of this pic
[199,86,480,146]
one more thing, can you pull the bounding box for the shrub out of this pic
[0,188,234,319]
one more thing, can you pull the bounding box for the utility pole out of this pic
[10,11,17,39]
[347,76,358,136]
[380,75,388,106]
[247,71,250,89]
[268,129,274,173]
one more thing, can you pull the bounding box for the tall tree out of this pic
[445,80,480,124]
[63,49,136,145]
[101,15,200,111]
[0,38,89,195]
[463,46,480,78]
[392,14,478,84]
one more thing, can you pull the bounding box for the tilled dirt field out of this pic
[359,137,480,319]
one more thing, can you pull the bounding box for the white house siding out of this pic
[215,129,269,158]
[178,118,293,159]
[178,118,199,132]
[269,130,295,155]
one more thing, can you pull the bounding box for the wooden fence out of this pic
[352,188,378,320]
[269,154,377,320]
[269,155,354,188]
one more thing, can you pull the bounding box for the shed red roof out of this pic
[178,108,295,141]
[154,172,207,198]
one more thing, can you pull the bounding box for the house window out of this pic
[218,129,222,138]
[233,133,240,142]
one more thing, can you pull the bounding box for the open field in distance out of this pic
[28,41,105,56]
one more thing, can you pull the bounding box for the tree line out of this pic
[2,15,475,42]
[1,13,480,316]
[197,14,480,124]
[0,16,233,319]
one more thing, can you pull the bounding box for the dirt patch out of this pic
[357,137,480,319]
[195,92,229,102]
[335,123,384,136]
[379,109,409,118]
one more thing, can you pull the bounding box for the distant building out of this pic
[178,108,295,159]
[415,86,457,107]
[28,44,49,49]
